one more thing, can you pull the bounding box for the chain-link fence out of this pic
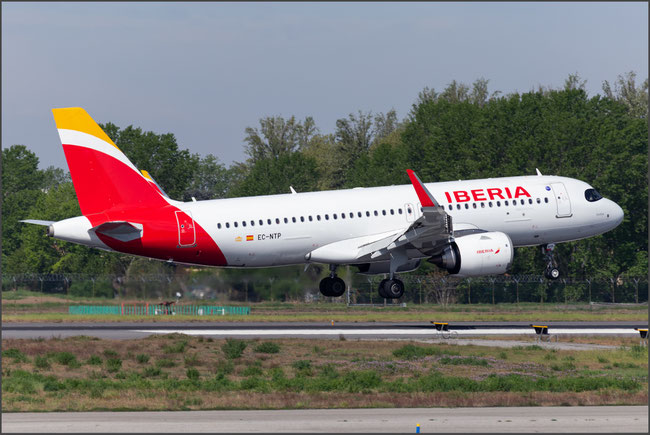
[2,272,647,304]
[346,274,648,305]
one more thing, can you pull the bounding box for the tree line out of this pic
[2,72,647,300]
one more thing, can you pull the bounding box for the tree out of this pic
[182,154,233,201]
[602,71,648,118]
[229,152,320,198]
[99,123,199,199]
[2,145,45,267]
[244,116,318,162]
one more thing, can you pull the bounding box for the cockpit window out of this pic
[585,188,603,202]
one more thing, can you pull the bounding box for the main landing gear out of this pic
[318,264,406,299]
[319,264,346,297]
[542,243,560,280]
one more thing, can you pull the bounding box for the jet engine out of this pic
[429,231,513,277]
[356,260,421,275]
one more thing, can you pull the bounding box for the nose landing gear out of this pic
[542,244,560,280]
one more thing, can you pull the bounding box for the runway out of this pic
[2,406,647,433]
[2,321,646,340]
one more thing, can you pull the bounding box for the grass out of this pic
[222,339,247,359]
[1,335,646,412]
[254,342,281,354]
[2,296,647,323]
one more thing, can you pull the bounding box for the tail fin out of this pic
[52,107,168,216]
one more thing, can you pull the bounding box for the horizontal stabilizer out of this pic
[92,221,143,242]
[20,220,55,226]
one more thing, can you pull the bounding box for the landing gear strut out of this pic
[319,264,346,297]
[542,244,560,280]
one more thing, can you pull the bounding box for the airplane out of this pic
[23,107,624,299]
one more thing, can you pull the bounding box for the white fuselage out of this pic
[177,175,623,268]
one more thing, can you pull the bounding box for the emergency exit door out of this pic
[175,210,196,247]
[550,182,572,218]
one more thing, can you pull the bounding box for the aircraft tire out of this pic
[378,279,389,298]
[384,279,405,299]
[546,267,560,280]
[330,277,346,297]
[319,277,333,297]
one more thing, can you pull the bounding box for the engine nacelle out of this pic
[430,231,513,277]
[356,260,421,275]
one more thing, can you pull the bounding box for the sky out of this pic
[2,2,648,170]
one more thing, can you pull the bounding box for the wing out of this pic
[307,170,453,265]
[358,170,452,261]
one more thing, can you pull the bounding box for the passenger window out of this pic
[520,199,525,205]
[234,222,238,228]
[374,210,378,216]
[398,208,403,214]
[349,212,354,218]
[544,197,549,203]
[382,210,386,216]
[497,201,501,207]
[226,222,230,228]
[472,203,477,209]
[292,217,296,223]
[448,205,453,211]
[259,219,264,226]
[242,221,246,227]
[300,216,305,222]
[333,213,337,219]
[366,211,370,217]
[456,204,461,210]
[341,213,345,219]
[217,223,222,229]
[390,209,394,215]
[251,220,255,226]
[480,202,485,208]
[275,218,280,224]
[358,212,362,217]
[504,200,509,206]
[309,216,313,222]
[267,219,272,225]
[325,214,329,220]
[283,218,288,224]
[536,198,541,204]
[465,204,469,209]
[489,202,493,208]
[528,199,533,204]
[317,215,321,221]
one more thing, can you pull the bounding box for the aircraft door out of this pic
[550,182,572,218]
[405,203,416,222]
[175,210,196,247]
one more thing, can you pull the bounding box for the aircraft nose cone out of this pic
[611,202,624,227]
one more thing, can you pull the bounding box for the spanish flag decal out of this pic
[246,235,254,241]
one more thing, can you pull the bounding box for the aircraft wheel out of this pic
[378,279,389,298]
[384,279,405,299]
[330,277,346,297]
[319,277,333,297]
[545,267,560,280]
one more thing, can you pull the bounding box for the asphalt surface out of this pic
[2,321,646,340]
[2,407,647,433]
